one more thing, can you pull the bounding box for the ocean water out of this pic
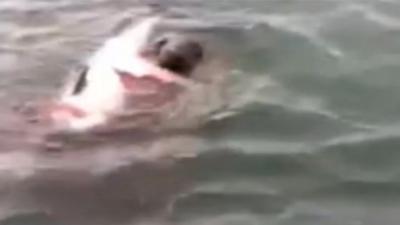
[1,0,400,225]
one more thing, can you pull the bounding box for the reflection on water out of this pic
[2,0,400,225]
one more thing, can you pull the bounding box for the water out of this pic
[1,0,400,224]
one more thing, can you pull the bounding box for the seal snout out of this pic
[146,34,204,77]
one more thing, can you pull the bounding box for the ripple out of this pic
[0,0,399,224]
[315,134,400,182]
[171,191,289,218]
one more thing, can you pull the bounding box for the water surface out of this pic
[1,1,400,225]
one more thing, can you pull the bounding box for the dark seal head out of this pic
[145,34,204,77]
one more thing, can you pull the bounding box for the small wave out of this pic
[318,123,400,153]
[343,3,400,29]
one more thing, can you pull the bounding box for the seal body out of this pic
[45,17,204,134]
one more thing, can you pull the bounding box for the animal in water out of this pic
[41,17,204,134]
[143,33,204,77]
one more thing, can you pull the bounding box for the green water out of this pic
[1,0,400,225]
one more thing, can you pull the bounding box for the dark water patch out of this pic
[0,213,57,225]
[178,149,334,182]
[236,24,316,74]
[276,70,400,124]
[170,191,290,221]
[373,1,400,20]
[315,135,400,182]
[4,161,187,225]
[304,181,400,203]
[175,0,341,15]
[276,206,353,225]
[202,103,362,142]
[320,7,400,56]
[353,64,400,89]
[240,23,340,76]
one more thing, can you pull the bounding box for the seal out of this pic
[41,17,204,134]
